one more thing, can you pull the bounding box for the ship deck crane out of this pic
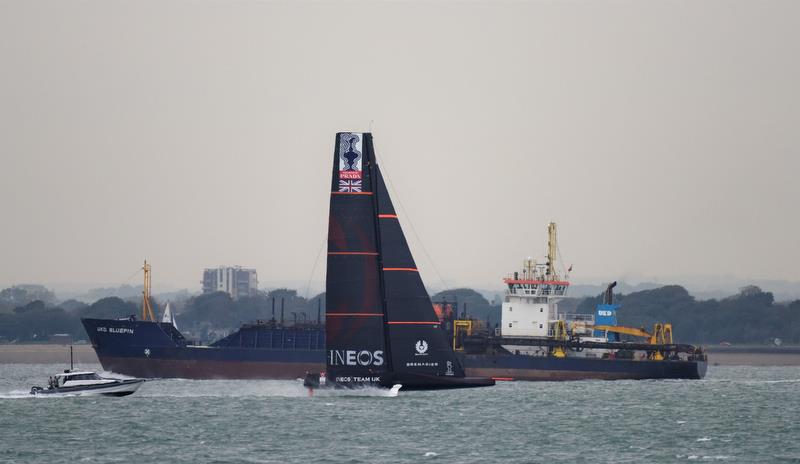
[552,320,568,358]
[142,260,156,322]
[590,323,674,360]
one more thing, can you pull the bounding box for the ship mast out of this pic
[142,260,156,321]
[546,222,557,279]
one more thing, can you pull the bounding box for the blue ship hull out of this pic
[81,318,705,381]
[81,318,325,379]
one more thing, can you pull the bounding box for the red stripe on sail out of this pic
[383,268,418,272]
[387,321,440,325]
[327,252,378,256]
[327,313,384,317]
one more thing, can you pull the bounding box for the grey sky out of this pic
[1,0,798,293]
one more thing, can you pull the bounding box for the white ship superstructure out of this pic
[500,223,609,357]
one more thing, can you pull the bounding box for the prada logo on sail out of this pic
[338,132,363,181]
[328,350,384,366]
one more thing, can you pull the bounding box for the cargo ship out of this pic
[449,223,708,380]
[82,262,325,379]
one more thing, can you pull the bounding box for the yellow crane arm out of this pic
[591,325,652,339]
[662,324,673,344]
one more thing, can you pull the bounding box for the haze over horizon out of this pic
[1,1,798,294]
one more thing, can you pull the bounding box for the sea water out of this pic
[1,364,798,463]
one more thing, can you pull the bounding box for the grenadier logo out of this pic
[415,340,428,355]
[338,133,363,187]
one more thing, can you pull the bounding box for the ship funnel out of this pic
[595,282,620,340]
[604,281,617,305]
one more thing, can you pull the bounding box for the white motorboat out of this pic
[30,370,145,397]
[29,346,144,397]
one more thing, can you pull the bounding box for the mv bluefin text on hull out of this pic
[96,327,134,334]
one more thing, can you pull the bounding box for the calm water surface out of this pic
[1,364,798,463]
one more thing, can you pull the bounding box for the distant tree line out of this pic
[0,296,135,342]
[0,285,325,344]
[0,283,797,345]
[576,285,800,345]
[0,284,57,312]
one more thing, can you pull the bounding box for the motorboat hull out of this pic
[30,379,145,397]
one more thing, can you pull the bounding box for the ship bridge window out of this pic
[508,323,512,328]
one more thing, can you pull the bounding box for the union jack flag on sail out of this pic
[339,179,362,193]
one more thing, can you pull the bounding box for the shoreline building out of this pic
[202,266,258,299]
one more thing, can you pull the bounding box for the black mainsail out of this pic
[324,132,494,390]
